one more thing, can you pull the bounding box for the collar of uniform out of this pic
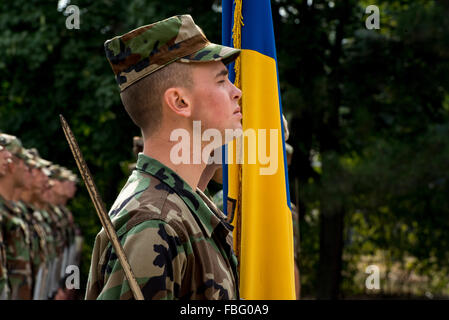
[196,188,234,232]
[135,153,222,238]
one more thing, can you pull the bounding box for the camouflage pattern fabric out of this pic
[46,205,66,298]
[0,197,33,300]
[104,14,240,91]
[15,202,43,282]
[0,209,10,299]
[0,133,27,160]
[39,208,57,299]
[25,204,49,300]
[86,154,239,300]
[211,189,224,213]
[57,204,76,280]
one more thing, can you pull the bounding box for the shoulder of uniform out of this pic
[122,205,189,244]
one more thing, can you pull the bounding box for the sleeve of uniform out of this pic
[96,219,187,300]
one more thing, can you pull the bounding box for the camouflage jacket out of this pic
[0,197,33,300]
[86,154,239,300]
[0,208,9,299]
[15,202,44,278]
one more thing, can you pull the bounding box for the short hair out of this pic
[120,62,193,137]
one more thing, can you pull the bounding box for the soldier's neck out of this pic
[0,176,15,201]
[20,189,32,202]
[143,136,207,190]
[12,188,22,202]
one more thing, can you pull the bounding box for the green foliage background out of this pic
[1,0,449,298]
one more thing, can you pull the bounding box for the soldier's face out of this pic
[68,182,77,198]
[42,173,50,194]
[31,168,43,191]
[0,149,12,176]
[22,163,33,190]
[54,180,64,197]
[189,61,242,137]
[12,157,27,187]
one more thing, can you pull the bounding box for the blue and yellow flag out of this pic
[222,0,296,299]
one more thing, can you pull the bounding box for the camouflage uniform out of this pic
[0,143,6,299]
[28,204,50,300]
[15,202,40,278]
[0,134,34,299]
[38,208,57,299]
[0,142,7,299]
[0,208,9,299]
[86,155,239,300]
[45,204,65,298]
[58,204,77,272]
[0,197,33,300]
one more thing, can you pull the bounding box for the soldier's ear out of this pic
[163,87,192,118]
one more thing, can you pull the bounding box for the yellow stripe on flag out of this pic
[229,49,296,299]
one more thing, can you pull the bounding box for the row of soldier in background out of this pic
[0,133,83,300]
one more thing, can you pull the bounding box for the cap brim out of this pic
[179,43,241,66]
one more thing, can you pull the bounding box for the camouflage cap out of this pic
[0,133,27,160]
[48,164,62,180]
[28,148,43,169]
[104,14,241,92]
[68,172,79,184]
[38,158,53,177]
[59,167,77,182]
[23,148,37,168]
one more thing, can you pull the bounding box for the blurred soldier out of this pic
[19,149,50,300]
[0,134,33,299]
[86,15,241,300]
[33,158,57,300]
[64,171,82,273]
[0,141,12,299]
[14,151,40,297]
[54,168,81,300]
[43,165,67,299]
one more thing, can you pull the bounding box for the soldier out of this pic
[18,150,51,300]
[14,149,47,299]
[86,15,242,300]
[53,168,81,300]
[0,133,33,299]
[43,165,67,299]
[0,141,12,299]
[33,158,57,300]
[63,171,82,274]
[25,148,49,299]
